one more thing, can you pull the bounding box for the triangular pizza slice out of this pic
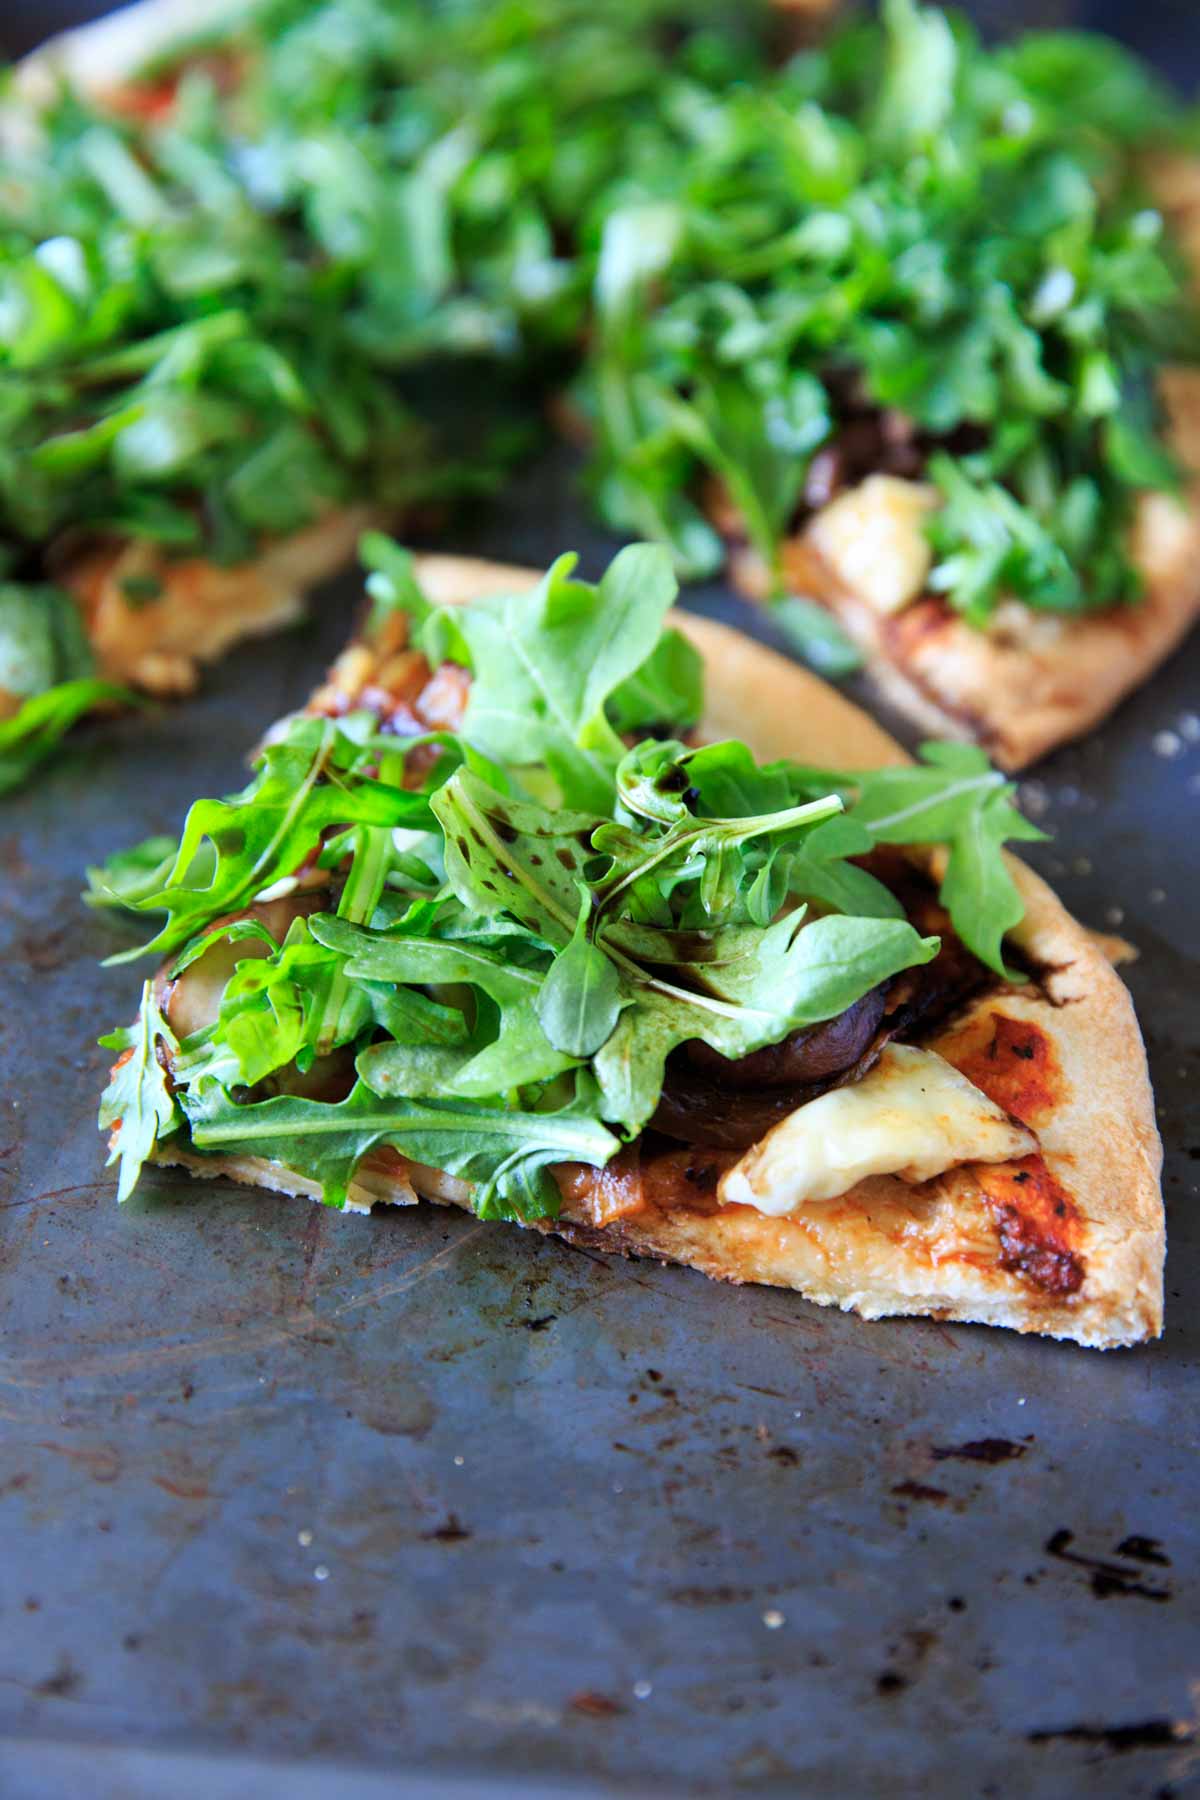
[97,545,1163,1347]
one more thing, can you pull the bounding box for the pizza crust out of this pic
[148,554,1163,1347]
[60,508,373,698]
[12,0,242,109]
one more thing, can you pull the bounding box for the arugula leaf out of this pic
[871,0,958,156]
[98,982,180,1201]
[0,582,94,698]
[938,786,1039,979]
[763,817,905,925]
[452,543,679,808]
[85,835,181,912]
[0,678,134,796]
[536,888,627,1058]
[359,530,435,635]
[108,715,429,961]
[180,1076,620,1218]
[432,770,593,942]
[612,734,1041,975]
[310,913,547,1005]
[312,912,577,1100]
[772,598,864,679]
[590,911,938,1136]
[801,742,1046,977]
[606,627,703,737]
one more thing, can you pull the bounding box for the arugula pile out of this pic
[5,0,1198,787]
[97,538,1042,1217]
[0,0,764,783]
[583,0,1200,627]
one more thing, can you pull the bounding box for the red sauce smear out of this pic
[947,1012,1062,1128]
[104,52,246,123]
[883,594,954,657]
[973,1155,1085,1296]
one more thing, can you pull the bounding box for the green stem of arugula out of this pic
[858,771,1004,836]
[191,1099,611,1150]
[597,793,843,915]
[191,719,338,926]
[312,821,393,1056]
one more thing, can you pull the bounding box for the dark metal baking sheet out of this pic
[2,6,1199,1798]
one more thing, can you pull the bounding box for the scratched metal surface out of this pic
[1,7,1199,1800]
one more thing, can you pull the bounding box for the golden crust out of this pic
[149,553,1163,1347]
[61,509,373,697]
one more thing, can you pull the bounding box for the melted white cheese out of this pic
[719,1044,1035,1216]
[808,475,936,616]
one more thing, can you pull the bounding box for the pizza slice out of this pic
[725,361,1200,773]
[0,0,762,773]
[97,541,1163,1348]
[582,1,1200,770]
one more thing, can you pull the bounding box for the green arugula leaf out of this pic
[84,834,183,912]
[0,678,134,796]
[939,786,1040,979]
[432,769,593,942]
[802,742,1046,977]
[772,598,864,679]
[359,530,435,634]
[536,888,627,1058]
[590,911,938,1136]
[313,912,577,1101]
[108,715,429,961]
[311,912,548,1005]
[765,817,905,925]
[98,982,180,1201]
[180,1075,620,1219]
[872,0,958,155]
[0,582,94,697]
[606,627,703,737]
[453,544,679,808]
